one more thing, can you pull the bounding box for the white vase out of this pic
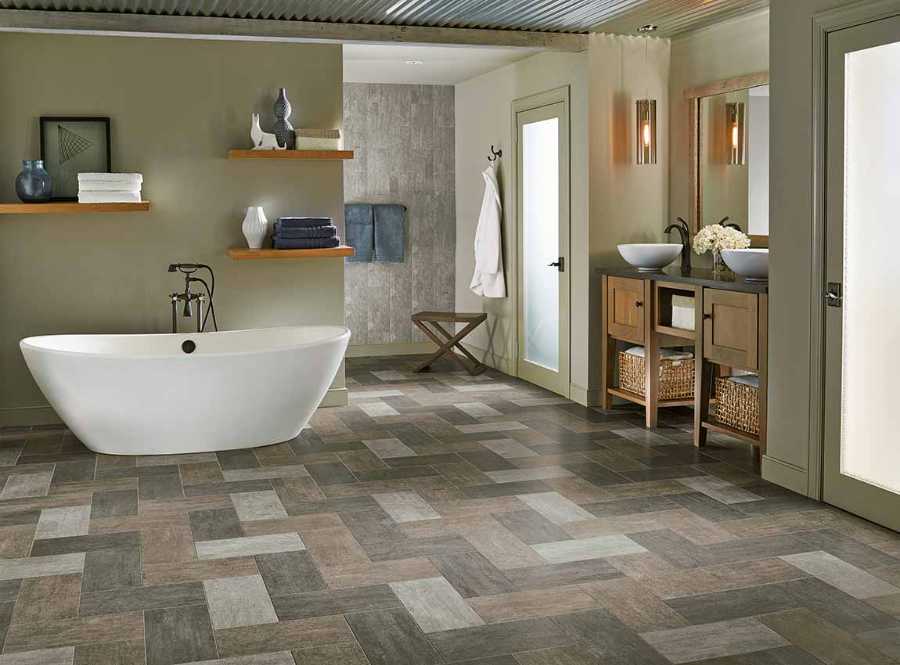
[242,206,268,249]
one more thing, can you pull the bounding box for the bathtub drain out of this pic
[182,340,197,354]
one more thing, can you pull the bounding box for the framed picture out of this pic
[39,116,111,201]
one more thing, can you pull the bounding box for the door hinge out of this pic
[826,282,842,308]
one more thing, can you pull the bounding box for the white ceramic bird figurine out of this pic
[250,113,284,151]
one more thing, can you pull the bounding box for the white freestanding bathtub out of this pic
[20,326,350,455]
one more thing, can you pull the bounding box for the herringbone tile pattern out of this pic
[0,355,897,665]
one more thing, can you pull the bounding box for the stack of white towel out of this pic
[77,173,143,203]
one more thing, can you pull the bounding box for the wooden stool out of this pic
[412,311,488,376]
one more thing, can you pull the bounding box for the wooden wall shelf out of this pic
[0,201,151,215]
[227,150,354,160]
[228,247,355,260]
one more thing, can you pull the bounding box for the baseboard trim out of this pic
[464,345,516,376]
[569,384,601,407]
[0,405,63,428]
[320,387,348,408]
[346,342,435,358]
[761,455,809,496]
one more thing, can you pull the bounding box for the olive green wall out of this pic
[0,33,347,425]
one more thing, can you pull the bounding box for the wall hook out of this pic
[487,145,502,162]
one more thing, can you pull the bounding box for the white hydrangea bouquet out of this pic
[693,224,751,272]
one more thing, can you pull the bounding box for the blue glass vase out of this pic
[15,160,53,203]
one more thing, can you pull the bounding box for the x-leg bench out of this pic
[412,311,488,376]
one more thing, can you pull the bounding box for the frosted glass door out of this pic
[823,16,900,531]
[515,93,570,397]
[522,117,560,371]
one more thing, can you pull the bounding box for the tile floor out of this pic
[0,355,897,664]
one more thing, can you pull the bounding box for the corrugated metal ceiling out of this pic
[0,0,769,35]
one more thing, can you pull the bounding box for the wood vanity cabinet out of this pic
[703,289,759,370]
[599,269,768,456]
[606,277,645,344]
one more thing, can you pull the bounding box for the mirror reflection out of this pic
[699,84,769,236]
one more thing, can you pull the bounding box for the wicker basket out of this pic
[714,376,760,435]
[618,350,694,400]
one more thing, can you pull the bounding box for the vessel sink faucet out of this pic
[719,216,743,232]
[665,217,692,273]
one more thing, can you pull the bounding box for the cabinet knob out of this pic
[703,313,712,320]
[635,301,643,308]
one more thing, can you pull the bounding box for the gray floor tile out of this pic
[781,550,899,599]
[0,553,85,582]
[346,607,442,665]
[188,507,243,541]
[428,617,575,661]
[373,491,440,523]
[80,582,205,616]
[230,490,289,522]
[203,574,278,629]
[390,576,485,633]
[34,505,91,540]
[196,533,305,560]
[90,490,138,519]
[256,550,326,597]
[273,584,400,621]
[363,438,417,459]
[517,492,595,525]
[144,604,218,665]
[641,617,789,664]
[532,535,647,564]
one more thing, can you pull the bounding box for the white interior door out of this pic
[823,13,900,531]
[515,91,570,397]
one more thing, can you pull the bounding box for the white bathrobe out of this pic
[470,163,507,298]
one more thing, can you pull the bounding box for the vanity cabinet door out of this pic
[703,289,758,370]
[607,277,645,344]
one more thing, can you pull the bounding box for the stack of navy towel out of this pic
[273,217,341,249]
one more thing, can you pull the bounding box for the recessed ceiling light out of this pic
[405,60,424,65]
[637,24,658,33]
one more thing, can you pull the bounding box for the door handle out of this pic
[548,257,565,272]
[825,282,842,308]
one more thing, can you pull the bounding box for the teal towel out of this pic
[374,204,406,263]
[345,204,374,262]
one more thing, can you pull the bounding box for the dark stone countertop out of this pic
[596,265,768,294]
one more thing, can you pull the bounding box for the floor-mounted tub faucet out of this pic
[168,263,219,334]
[665,217,692,274]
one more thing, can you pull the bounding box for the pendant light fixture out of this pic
[636,37,657,165]
[636,99,657,165]
[726,102,746,165]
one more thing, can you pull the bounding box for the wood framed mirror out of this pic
[686,71,769,247]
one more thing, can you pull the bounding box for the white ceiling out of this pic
[343,43,540,85]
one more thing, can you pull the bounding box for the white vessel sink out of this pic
[617,244,682,271]
[722,248,769,281]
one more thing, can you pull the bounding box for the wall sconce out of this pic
[636,99,657,165]
[727,102,746,165]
